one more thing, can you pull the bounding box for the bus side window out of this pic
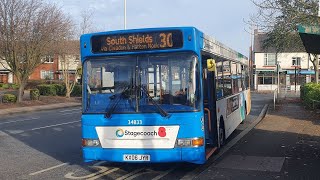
[238,63,243,92]
[223,60,232,97]
[216,61,224,99]
[231,62,239,94]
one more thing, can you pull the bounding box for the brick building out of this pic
[0,41,80,83]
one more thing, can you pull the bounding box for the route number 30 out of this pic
[159,33,173,48]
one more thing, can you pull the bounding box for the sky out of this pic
[47,0,257,57]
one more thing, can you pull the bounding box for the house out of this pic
[253,30,318,91]
[0,41,80,83]
[0,60,13,83]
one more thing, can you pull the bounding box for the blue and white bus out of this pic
[80,27,251,164]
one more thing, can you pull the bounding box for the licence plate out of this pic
[123,154,150,162]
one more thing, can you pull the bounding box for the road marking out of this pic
[181,104,269,180]
[0,117,40,125]
[152,167,176,180]
[93,161,106,166]
[31,121,80,131]
[65,166,110,179]
[59,108,81,113]
[116,168,144,180]
[61,112,81,115]
[87,168,120,180]
[29,163,69,176]
[125,169,154,180]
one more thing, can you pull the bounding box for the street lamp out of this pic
[276,61,281,94]
[124,0,127,29]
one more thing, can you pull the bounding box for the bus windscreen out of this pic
[91,30,183,53]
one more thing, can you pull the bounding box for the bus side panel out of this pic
[216,94,244,139]
[245,89,252,115]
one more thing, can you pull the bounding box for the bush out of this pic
[53,84,66,96]
[301,83,320,108]
[30,89,40,100]
[26,80,46,90]
[8,83,19,89]
[71,85,82,97]
[2,94,17,103]
[0,84,9,89]
[36,84,57,96]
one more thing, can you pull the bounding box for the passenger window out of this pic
[223,61,232,97]
[216,60,224,99]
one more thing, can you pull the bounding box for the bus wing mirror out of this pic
[207,59,216,72]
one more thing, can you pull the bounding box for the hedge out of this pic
[71,85,82,97]
[301,83,320,109]
[2,94,17,103]
[36,84,57,96]
[53,84,66,96]
[30,89,40,100]
[0,83,19,90]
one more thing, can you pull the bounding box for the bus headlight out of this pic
[176,137,204,147]
[177,139,192,147]
[82,139,101,147]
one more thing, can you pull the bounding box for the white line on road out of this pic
[29,163,69,176]
[31,120,80,131]
[0,117,40,125]
[93,161,106,166]
[152,167,176,180]
[61,112,81,115]
[116,168,144,180]
[59,108,81,113]
[86,168,120,180]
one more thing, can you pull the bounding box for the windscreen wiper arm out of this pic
[105,86,129,118]
[140,85,170,118]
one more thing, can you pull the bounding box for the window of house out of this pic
[258,72,277,85]
[264,53,276,65]
[40,70,54,79]
[42,55,54,63]
[292,57,301,66]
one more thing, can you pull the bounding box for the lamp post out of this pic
[294,66,297,92]
[124,0,127,29]
[277,61,280,93]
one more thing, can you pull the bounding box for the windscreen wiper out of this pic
[140,85,170,118]
[104,86,130,118]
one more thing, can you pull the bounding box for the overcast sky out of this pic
[48,0,257,56]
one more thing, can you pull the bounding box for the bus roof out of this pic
[80,26,248,64]
[202,34,248,64]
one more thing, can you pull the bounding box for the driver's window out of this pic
[102,68,114,93]
[88,67,102,93]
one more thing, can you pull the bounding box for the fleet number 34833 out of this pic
[128,120,142,125]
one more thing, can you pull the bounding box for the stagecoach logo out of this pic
[115,127,167,138]
[116,129,124,137]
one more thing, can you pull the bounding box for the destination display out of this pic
[91,30,183,53]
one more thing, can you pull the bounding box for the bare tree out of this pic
[56,40,80,98]
[0,0,73,102]
[55,9,95,99]
[80,9,94,35]
[250,0,320,81]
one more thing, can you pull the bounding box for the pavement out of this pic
[0,89,81,116]
[196,93,320,179]
[0,102,81,116]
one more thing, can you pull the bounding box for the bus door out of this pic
[203,58,218,147]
